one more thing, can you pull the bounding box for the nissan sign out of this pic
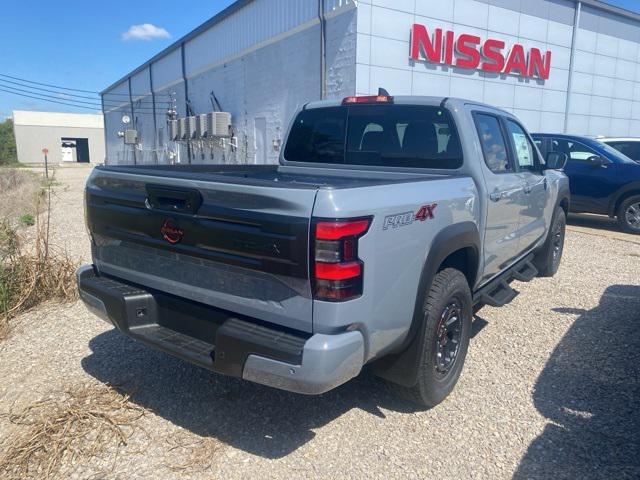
[410,24,552,80]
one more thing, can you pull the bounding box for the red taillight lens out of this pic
[342,95,394,105]
[315,261,361,280]
[312,218,371,302]
[316,219,370,240]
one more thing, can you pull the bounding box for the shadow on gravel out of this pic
[81,331,421,459]
[514,285,640,479]
[567,213,623,234]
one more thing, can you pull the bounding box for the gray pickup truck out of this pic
[78,95,570,406]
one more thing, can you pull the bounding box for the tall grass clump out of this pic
[0,178,78,341]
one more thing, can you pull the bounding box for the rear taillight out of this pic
[312,218,371,301]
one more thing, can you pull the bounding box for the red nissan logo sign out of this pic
[410,24,552,80]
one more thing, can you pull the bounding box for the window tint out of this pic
[283,107,347,164]
[551,138,597,161]
[284,105,463,169]
[607,141,640,161]
[474,114,511,173]
[506,120,537,171]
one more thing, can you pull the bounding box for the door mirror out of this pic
[545,151,568,170]
[586,155,608,167]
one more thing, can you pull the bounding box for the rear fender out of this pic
[373,221,480,387]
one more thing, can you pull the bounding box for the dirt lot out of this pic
[1,166,639,479]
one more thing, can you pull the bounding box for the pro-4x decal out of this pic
[383,203,437,230]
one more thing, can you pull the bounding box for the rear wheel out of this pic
[534,206,566,277]
[389,268,472,408]
[617,195,640,234]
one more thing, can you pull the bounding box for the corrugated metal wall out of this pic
[102,0,357,165]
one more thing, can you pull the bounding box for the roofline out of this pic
[101,0,254,94]
[101,0,640,95]
[583,0,640,23]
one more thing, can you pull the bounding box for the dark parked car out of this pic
[532,133,640,234]
[598,137,640,163]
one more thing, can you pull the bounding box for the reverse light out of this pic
[312,218,371,301]
[342,95,394,105]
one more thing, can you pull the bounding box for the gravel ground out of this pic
[1,166,639,479]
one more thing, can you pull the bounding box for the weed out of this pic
[18,214,35,227]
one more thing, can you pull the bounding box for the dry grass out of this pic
[0,182,78,341]
[165,430,225,473]
[0,169,41,226]
[0,383,145,480]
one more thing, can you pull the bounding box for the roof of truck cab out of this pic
[303,96,510,114]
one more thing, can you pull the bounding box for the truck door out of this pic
[504,119,550,253]
[473,112,523,283]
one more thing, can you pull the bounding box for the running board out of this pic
[478,280,518,307]
[473,254,536,308]
[511,261,538,282]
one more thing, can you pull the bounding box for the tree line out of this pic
[0,119,17,165]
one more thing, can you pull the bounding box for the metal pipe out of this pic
[564,1,581,134]
[149,64,158,164]
[319,0,327,100]
[181,43,192,164]
[128,77,137,165]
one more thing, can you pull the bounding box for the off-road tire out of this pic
[616,195,640,234]
[389,268,472,408]
[534,206,566,277]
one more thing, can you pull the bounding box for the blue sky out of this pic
[0,0,638,120]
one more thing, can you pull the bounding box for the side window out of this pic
[608,142,639,160]
[551,139,597,162]
[474,113,511,173]
[506,120,538,171]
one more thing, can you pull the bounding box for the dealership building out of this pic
[102,0,640,165]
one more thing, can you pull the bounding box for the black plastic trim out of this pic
[78,268,309,378]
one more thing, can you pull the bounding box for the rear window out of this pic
[284,105,463,169]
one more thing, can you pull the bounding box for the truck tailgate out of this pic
[85,168,317,332]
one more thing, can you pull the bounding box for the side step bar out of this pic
[473,255,538,308]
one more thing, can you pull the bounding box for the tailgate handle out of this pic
[145,185,202,214]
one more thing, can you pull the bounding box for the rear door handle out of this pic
[490,191,504,202]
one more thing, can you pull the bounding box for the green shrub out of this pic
[19,214,35,227]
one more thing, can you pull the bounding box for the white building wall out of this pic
[356,0,577,134]
[568,5,640,136]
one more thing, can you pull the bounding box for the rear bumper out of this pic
[77,265,364,395]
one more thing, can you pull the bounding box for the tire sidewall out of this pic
[617,195,640,234]
[418,270,472,405]
[549,207,566,275]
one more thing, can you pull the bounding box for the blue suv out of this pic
[532,133,640,234]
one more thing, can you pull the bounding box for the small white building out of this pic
[12,110,105,164]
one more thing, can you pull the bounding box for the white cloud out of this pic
[121,23,171,42]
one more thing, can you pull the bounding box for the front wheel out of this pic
[534,206,566,277]
[389,268,472,408]
[617,195,640,234]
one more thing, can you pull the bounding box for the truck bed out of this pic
[96,164,450,189]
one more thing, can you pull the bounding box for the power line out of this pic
[0,87,166,115]
[0,77,171,106]
[0,72,172,97]
[0,84,163,112]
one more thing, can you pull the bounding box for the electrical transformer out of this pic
[168,120,179,141]
[207,112,232,138]
[196,114,209,138]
